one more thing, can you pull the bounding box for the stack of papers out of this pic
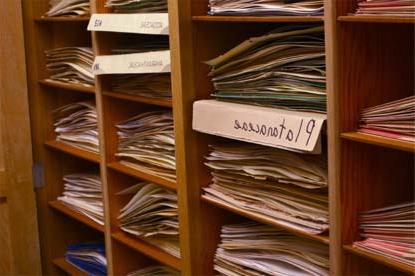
[215,222,329,275]
[118,182,180,258]
[65,243,107,275]
[106,0,168,13]
[358,95,415,142]
[58,174,104,225]
[44,0,90,17]
[355,0,415,16]
[209,0,324,15]
[45,47,94,86]
[116,111,176,181]
[127,265,179,276]
[53,102,99,152]
[353,202,415,267]
[111,35,169,54]
[203,143,329,234]
[111,73,171,99]
[206,25,326,113]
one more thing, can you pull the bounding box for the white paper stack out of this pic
[44,0,90,17]
[127,265,179,276]
[203,143,329,234]
[53,102,99,152]
[215,222,329,275]
[206,25,326,113]
[118,182,180,258]
[58,174,104,225]
[353,201,415,267]
[116,111,176,181]
[45,47,94,86]
[208,0,324,15]
[106,0,168,13]
[111,73,171,99]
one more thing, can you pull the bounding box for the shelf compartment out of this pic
[107,161,176,190]
[343,245,415,274]
[111,231,181,271]
[35,16,90,22]
[39,79,95,94]
[52,257,88,276]
[192,15,324,23]
[341,132,415,153]
[338,15,415,24]
[49,200,104,233]
[103,91,172,108]
[44,140,100,163]
[202,195,329,245]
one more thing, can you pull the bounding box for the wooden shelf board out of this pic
[35,16,90,22]
[107,161,177,190]
[192,15,324,23]
[39,79,95,94]
[49,200,104,232]
[52,257,88,276]
[103,91,172,108]
[201,195,329,244]
[341,132,415,153]
[44,140,100,163]
[343,245,415,274]
[111,231,181,271]
[338,15,415,24]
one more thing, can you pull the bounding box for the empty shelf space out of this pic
[44,140,100,163]
[52,257,88,276]
[103,91,172,107]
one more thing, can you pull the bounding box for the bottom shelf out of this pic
[343,245,414,274]
[52,258,87,276]
[111,231,181,271]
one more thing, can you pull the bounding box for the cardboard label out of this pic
[93,50,171,75]
[192,100,326,153]
[88,13,169,35]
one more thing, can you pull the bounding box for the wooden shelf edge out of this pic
[343,245,415,274]
[44,140,101,163]
[201,195,329,244]
[39,79,95,94]
[192,15,324,22]
[338,15,415,24]
[52,257,88,276]
[103,91,172,107]
[49,200,105,232]
[35,16,90,22]
[341,132,415,153]
[111,231,181,271]
[107,161,177,190]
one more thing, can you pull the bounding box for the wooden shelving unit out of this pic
[52,258,88,276]
[22,0,414,275]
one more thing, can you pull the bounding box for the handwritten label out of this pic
[92,50,171,75]
[192,100,326,153]
[88,13,169,35]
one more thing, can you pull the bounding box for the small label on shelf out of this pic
[88,13,169,35]
[92,50,171,75]
[192,100,326,154]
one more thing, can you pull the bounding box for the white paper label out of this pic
[93,50,171,75]
[88,13,169,35]
[192,100,326,153]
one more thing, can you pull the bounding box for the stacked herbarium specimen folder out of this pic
[206,25,326,113]
[208,0,324,15]
[116,111,176,181]
[53,102,99,153]
[106,0,167,13]
[45,47,94,86]
[355,0,415,16]
[203,143,328,234]
[127,265,179,276]
[44,0,90,17]
[58,173,104,225]
[353,201,415,267]
[118,182,180,258]
[215,222,329,275]
[65,242,107,275]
